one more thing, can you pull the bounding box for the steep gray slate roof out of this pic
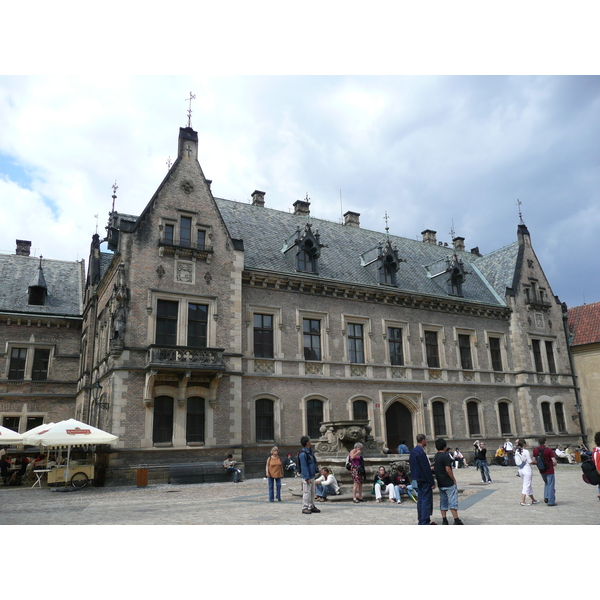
[0,254,84,316]
[215,198,513,307]
[472,242,519,299]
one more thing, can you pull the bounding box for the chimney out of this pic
[293,199,310,216]
[421,229,437,245]
[343,211,360,227]
[16,240,31,256]
[251,190,266,207]
[452,236,465,252]
[470,246,482,257]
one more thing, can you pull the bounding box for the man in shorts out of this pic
[433,438,464,525]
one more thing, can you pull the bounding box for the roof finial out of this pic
[185,92,196,128]
[111,180,118,214]
[384,211,390,239]
[517,198,524,224]
[166,156,172,170]
[449,219,455,240]
[94,214,99,234]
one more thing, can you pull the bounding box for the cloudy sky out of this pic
[1,5,599,312]
[2,75,598,308]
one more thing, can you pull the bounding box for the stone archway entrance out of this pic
[385,401,414,451]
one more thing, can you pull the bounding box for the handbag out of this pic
[345,455,352,471]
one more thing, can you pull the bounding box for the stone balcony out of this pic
[146,345,225,373]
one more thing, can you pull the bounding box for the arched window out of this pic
[307,399,324,439]
[555,402,567,433]
[541,402,553,433]
[498,402,511,435]
[153,396,174,445]
[256,398,275,443]
[186,397,205,444]
[353,399,368,421]
[432,400,446,437]
[466,401,480,436]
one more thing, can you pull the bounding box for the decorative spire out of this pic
[166,156,172,170]
[449,219,455,240]
[111,180,118,214]
[185,91,196,128]
[384,211,390,239]
[517,198,524,224]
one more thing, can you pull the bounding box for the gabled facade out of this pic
[0,241,84,433]
[72,124,582,477]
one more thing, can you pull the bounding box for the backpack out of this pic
[536,447,547,473]
[581,458,600,486]
[514,451,525,468]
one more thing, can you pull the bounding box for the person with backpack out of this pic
[514,439,539,506]
[533,436,557,506]
[299,436,320,515]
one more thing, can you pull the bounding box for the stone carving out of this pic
[181,180,194,194]
[156,264,165,279]
[314,420,378,455]
[177,263,193,283]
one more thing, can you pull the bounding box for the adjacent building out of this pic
[568,301,600,445]
[0,241,84,434]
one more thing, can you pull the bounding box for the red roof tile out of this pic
[568,301,600,346]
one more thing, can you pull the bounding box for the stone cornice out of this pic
[242,269,511,320]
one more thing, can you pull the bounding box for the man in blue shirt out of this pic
[409,433,436,525]
[299,436,320,515]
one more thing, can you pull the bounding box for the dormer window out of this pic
[360,239,404,287]
[298,239,318,273]
[446,254,467,297]
[28,256,48,306]
[283,223,324,274]
[381,254,397,285]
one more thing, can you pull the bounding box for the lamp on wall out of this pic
[91,381,109,410]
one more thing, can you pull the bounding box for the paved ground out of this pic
[1,463,598,525]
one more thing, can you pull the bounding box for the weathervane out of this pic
[111,180,118,214]
[166,156,172,170]
[449,219,455,240]
[185,92,196,128]
[517,198,524,224]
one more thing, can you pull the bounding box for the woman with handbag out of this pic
[515,439,539,506]
[347,442,366,503]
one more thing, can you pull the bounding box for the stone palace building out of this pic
[1,124,584,479]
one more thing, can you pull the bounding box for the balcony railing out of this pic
[158,236,213,253]
[147,346,225,370]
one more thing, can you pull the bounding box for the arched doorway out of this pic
[385,401,413,451]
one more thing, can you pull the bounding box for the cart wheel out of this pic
[71,472,89,488]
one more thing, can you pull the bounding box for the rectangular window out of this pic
[31,349,51,381]
[187,303,208,348]
[425,331,440,368]
[186,397,205,443]
[253,314,274,358]
[180,216,192,247]
[256,398,275,443]
[197,229,206,251]
[2,416,20,432]
[541,402,553,433]
[164,223,174,245]
[545,341,556,374]
[499,403,512,435]
[156,300,179,346]
[26,416,44,431]
[458,334,473,370]
[432,401,446,437]
[153,396,174,445]
[555,402,567,433]
[489,337,503,371]
[348,323,364,363]
[467,402,480,436]
[303,319,321,361]
[388,327,404,366]
[532,339,543,372]
[9,347,27,380]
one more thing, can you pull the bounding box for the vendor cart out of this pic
[47,464,95,488]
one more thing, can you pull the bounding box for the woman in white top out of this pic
[515,439,539,506]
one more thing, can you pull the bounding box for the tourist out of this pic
[265,446,283,501]
[397,440,410,454]
[315,466,340,501]
[592,432,600,502]
[391,464,417,503]
[372,466,395,503]
[348,442,366,503]
[299,436,320,514]
[433,438,463,524]
[223,453,242,483]
[284,452,299,477]
[503,438,515,466]
[409,433,436,525]
[494,445,507,466]
[555,445,575,464]
[474,440,492,483]
[514,439,539,506]
[534,437,557,506]
[452,448,466,469]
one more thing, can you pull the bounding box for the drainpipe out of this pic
[561,302,587,447]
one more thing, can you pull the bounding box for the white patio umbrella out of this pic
[0,424,24,445]
[24,419,118,486]
[21,422,55,446]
